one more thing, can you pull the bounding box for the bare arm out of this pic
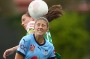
[15,53,24,59]
[3,45,18,59]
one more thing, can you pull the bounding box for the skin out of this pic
[15,18,49,59]
[21,14,34,30]
[34,19,49,44]
[3,14,34,59]
[3,4,63,59]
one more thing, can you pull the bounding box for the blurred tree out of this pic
[0,0,18,17]
[49,12,89,59]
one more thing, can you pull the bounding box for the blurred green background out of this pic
[0,0,90,59]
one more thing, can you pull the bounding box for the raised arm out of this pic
[3,45,18,59]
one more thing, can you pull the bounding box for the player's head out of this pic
[21,12,34,30]
[34,17,49,36]
[45,4,64,22]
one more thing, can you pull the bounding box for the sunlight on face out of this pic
[34,19,48,36]
[21,14,33,30]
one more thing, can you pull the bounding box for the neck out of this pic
[34,34,45,44]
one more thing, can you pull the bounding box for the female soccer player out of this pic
[15,17,56,59]
[3,4,63,59]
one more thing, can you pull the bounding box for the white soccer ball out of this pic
[28,0,48,19]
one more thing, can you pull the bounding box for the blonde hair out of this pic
[35,17,49,27]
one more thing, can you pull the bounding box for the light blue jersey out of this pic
[17,34,55,59]
[27,29,53,44]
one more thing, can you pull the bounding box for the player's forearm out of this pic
[12,45,18,51]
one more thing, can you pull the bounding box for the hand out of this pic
[3,48,14,59]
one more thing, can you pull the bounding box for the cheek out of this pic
[25,21,30,25]
[34,26,37,30]
[24,22,28,26]
[44,27,48,31]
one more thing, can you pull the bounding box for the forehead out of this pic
[22,14,28,18]
[22,14,31,20]
[36,20,47,24]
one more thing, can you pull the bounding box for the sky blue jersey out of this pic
[17,34,56,59]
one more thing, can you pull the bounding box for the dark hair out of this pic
[45,4,64,22]
[26,12,31,17]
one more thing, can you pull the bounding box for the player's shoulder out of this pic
[46,40,54,48]
[21,33,34,41]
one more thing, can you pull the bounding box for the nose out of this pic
[39,25,43,29]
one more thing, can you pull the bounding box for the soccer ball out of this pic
[28,0,48,19]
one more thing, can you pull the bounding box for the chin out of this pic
[37,33,44,36]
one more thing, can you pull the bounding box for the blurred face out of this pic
[21,14,34,30]
[34,19,48,36]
